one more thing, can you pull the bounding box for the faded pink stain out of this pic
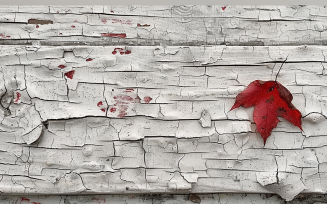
[86,58,93,61]
[124,88,134,93]
[21,197,30,202]
[58,65,66,69]
[112,48,131,55]
[144,96,152,103]
[0,34,10,39]
[222,6,226,10]
[101,19,107,24]
[113,95,140,118]
[111,19,132,25]
[92,197,106,203]
[65,70,75,79]
[74,20,78,22]
[14,92,21,103]
[101,33,126,38]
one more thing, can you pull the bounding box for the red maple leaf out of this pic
[230,80,302,144]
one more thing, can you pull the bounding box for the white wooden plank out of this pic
[0,5,327,202]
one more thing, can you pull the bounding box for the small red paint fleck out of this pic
[32,202,41,204]
[21,197,30,202]
[135,96,141,101]
[86,58,93,61]
[71,25,75,28]
[101,19,107,24]
[111,10,114,13]
[74,20,78,22]
[101,33,126,38]
[222,6,226,10]
[65,70,75,79]
[112,48,131,55]
[59,33,63,35]
[14,92,21,103]
[0,34,10,39]
[124,88,134,92]
[137,23,150,27]
[101,109,106,112]
[36,25,39,28]
[97,101,103,107]
[58,65,66,69]
[110,107,117,113]
[144,96,152,103]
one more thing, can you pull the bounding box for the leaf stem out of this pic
[275,55,289,82]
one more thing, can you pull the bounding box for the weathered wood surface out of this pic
[0,5,327,46]
[1,5,327,202]
[1,44,326,201]
[1,193,326,204]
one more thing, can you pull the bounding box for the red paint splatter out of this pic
[112,48,131,55]
[137,23,150,27]
[110,107,117,113]
[14,92,21,103]
[65,70,75,79]
[126,90,134,93]
[21,197,30,202]
[144,96,152,103]
[58,65,66,69]
[0,34,10,39]
[36,25,39,28]
[71,25,75,28]
[86,58,93,61]
[101,19,107,24]
[110,10,114,13]
[101,33,126,38]
[222,6,226,10]
[32,202,41,204]
[59,33,63,35]
[97,101,106,112]
[97,101,103,107]
[134,96,141,102]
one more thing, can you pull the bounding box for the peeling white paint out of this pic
[0,5,326,202]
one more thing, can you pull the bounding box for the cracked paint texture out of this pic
[0,5,327,202]
[0,44,326,201]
